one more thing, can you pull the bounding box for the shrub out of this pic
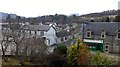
[77,44,90,65]
[47,44,67,67]
[53,44,67,54]
[90,51,106,65]
[67,38,90,66]
[90,51,118,65]
[67,45,78,67]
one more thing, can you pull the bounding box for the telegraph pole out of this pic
[82,21,85,42]
[118,1,120,54]
[82,21,87,42]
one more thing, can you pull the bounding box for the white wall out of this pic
[44,27,57,46]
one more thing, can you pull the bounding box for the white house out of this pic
[21,24,57,46]
[21,24,59,53]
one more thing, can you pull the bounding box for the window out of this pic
[89,46,92,48]
[86,31,91,38]
[41,31,44,36]
[117,29,120,39]
[105,46,108,49]
[61,38,64,42]
[65,36,67,40]
[29,31,31,35]
[105,45,109,52]
[101,30,106,38]
[101,33,106,38]
[37,31,39,35]
[116,29,120,39]
[35,31,37,35]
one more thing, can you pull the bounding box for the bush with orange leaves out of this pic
[76,43,90,65]
[67,38,90,66]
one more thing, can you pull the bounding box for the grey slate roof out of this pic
[2,23,21,30]
[21,25,51,31]
[81,22,120,35]
[56,30,71,38]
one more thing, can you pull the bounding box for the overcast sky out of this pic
[0,0,119,17]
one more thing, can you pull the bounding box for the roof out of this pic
[56,30,71,38]
[44,22,56,25]
[81,22,120,36]
[21,25,51,31]
[1,23,21,30]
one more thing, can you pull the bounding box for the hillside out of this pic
[80,10,117,17]
[1,10,119,24]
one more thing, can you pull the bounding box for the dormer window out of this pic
[118,33,120,39]
[101,34,105,38]
[86,29,92,38]
[101,30,106,38]
[117,30,120,39]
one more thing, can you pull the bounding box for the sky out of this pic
[0,0,119,17]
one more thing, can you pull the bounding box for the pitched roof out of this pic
[1,23,21,30]
[56,30,71,38]
[21,25,51,31]
[82,22,120,35]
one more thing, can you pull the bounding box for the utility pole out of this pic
[82,21,86,42]
[82,21,84,42]
[118,1,120,54]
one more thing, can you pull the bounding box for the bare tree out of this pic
[18,36,47,65]
[0,15,16,61]
[12,28,26,57]
[1,27,12,61]
[4,14,25,57]
[2,23,25,57]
